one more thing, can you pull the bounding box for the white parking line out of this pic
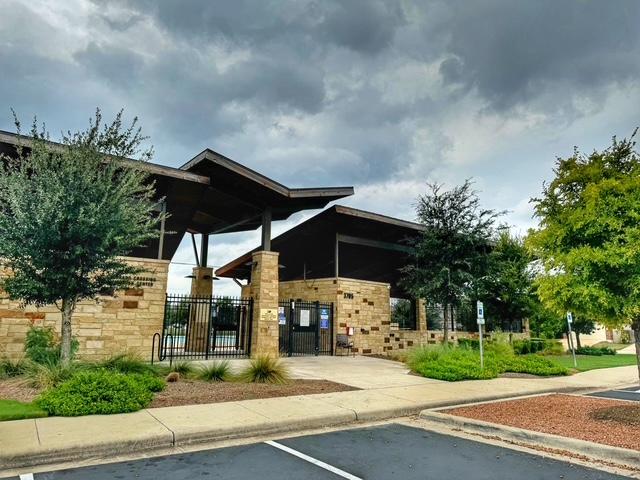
[19,474,34,480]
[265,440,362,480]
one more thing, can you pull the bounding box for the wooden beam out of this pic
[336,233,414,254]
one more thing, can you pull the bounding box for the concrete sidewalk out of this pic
[1,365,637,471]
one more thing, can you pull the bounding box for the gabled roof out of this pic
[179,149,354,234]
[0,130,354,259]
[216,205,424,295]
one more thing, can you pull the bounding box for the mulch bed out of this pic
[0,378,40,403]
[447,394,640,451]
[149,379,357,408]
[0,377,357,409]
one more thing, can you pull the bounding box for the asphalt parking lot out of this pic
[11,423,630,480]
[589,386,640,402]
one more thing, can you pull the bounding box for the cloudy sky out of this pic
[1,0,639,296]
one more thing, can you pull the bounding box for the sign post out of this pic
[477,301,485,370]
[566,312,577,368]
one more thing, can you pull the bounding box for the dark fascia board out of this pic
[333,205,426,231]
[181,148,354,199]
[0,130,210,185]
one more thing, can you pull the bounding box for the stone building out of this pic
[217,205,518,357]
[0,130,351,360]
[0,130,526,361]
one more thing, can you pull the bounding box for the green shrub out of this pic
[575,346,617,356]
[99,353,159,376]
[132,373,165,392]
[238,356,290,384]
[411,347,499,381]
[37,370,161,416]
[408,342,569,381]
[24,327,59,365]
[501,355,569,376]
[0,357,26,378]
[24,326,79,365]
[457,338,480,350]
[197,361,231,382]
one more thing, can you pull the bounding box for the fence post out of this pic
[314,301,320,355]
[288,299,295,357]
[330,302,334,355]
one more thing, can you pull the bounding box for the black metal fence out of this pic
[426,303,523,333]
[154,294,253,362]
[278,299,333,356]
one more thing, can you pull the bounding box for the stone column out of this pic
[249,250,280,357]
[185,266,213,352]
[416,298,427,331]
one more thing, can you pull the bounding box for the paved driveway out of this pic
[13,423,630,479]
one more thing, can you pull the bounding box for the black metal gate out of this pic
[153,294,253,362]
[278,299,333,356]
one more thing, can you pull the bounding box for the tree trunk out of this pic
[442,303,449,346]
[59,298,76,367]
[632,318,640,385]
[575,332,582,349]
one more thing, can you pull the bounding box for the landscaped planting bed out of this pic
[0,376,355,411]
[446,394,640,451]
[149,379,357,408]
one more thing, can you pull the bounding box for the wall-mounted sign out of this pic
[300,309,310,327]
[278,306,286,325]
[320,308,330,329]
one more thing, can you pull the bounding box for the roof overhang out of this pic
[216,205,424,296]
[179,149,354,234]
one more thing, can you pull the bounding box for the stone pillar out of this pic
[249,250,280,357]
[190,266,213,296]
[416,298,427,331]
[185,266,213,352]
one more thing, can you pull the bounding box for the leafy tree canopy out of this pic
[527,130,640,375]
[401,180,503,341]
[0,109,161,364]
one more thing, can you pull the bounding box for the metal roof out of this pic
[0,131,354,260]
[216,205,424,296]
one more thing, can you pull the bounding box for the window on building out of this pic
[390,298,417,330]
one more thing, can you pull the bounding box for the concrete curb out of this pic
[0,385,592,471]
[0,378,637,471]
[419,410,640,469]
[1,434,174,472]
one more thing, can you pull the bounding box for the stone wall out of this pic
[277,277,529,356]
[0,257,168,361]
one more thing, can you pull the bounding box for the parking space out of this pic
[12,423,631,480]
[589,386,640,402]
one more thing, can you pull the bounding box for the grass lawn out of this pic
[0,399,48,421]
[591,342,632,351]
[554,354,637,372]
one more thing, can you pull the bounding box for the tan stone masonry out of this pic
[0,257,168,361]
[277,277,529,355]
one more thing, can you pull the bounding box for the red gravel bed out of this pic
[447,394,640,451]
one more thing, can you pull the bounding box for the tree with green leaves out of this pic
[401,180,502,343]
[479,231,535,336]
[527,130,640,378]
[0,110,161,366]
